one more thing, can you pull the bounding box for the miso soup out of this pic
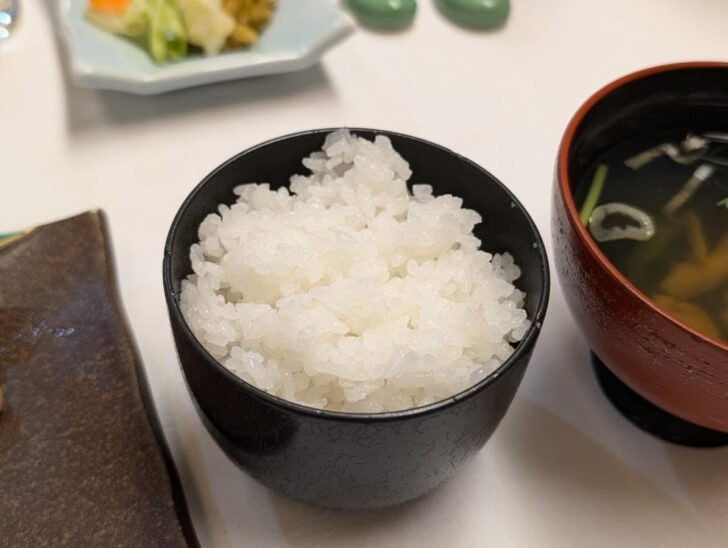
[575,131,728,343]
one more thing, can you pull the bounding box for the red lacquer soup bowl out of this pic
[553,62,728,446]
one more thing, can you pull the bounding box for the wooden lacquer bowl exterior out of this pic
[553,62,728,433]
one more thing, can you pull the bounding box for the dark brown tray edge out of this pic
[97,211,201,548]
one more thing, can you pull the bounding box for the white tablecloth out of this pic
[4,1,728,546]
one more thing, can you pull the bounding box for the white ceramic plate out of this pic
[59,0,355,95]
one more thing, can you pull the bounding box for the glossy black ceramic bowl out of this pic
[163,128,550,509]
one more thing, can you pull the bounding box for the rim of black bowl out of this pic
[557,62,728,354]
[163,128,550,422]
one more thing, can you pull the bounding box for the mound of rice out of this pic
[180,130,529,412]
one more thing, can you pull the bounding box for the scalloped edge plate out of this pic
[58,0,355,95]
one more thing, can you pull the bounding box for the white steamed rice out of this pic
[180,130,529,413]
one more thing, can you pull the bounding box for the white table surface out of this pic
[4,1,728,546]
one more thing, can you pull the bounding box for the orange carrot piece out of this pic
[89,0,131,15]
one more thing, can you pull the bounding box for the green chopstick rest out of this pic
[436,0,510,29]
[347,0,417,30]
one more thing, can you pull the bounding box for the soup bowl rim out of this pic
[556,60,728,353]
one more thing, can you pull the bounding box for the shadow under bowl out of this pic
[163,128,550,509]
[553,62,728,445]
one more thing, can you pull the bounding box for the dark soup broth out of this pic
[575,131,728,343]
